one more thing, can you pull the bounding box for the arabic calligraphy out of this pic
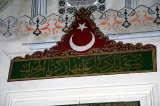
[20,60,46,78]
[9,50,155,81]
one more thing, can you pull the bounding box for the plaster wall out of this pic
[0,0,160,106]
[0,32,160,106]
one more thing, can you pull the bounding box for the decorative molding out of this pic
[10,31,159,53]
[5,83,159,106]
[108,30,160,40]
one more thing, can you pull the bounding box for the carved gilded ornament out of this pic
[8,8,156,81]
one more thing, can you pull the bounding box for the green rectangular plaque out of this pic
[8,50,156,81]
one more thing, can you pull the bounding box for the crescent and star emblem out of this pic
[69,23,95,51]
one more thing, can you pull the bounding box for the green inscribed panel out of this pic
[9,50,155,81]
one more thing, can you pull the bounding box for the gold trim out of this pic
[12,49,156,62]
[8,69,156,82]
